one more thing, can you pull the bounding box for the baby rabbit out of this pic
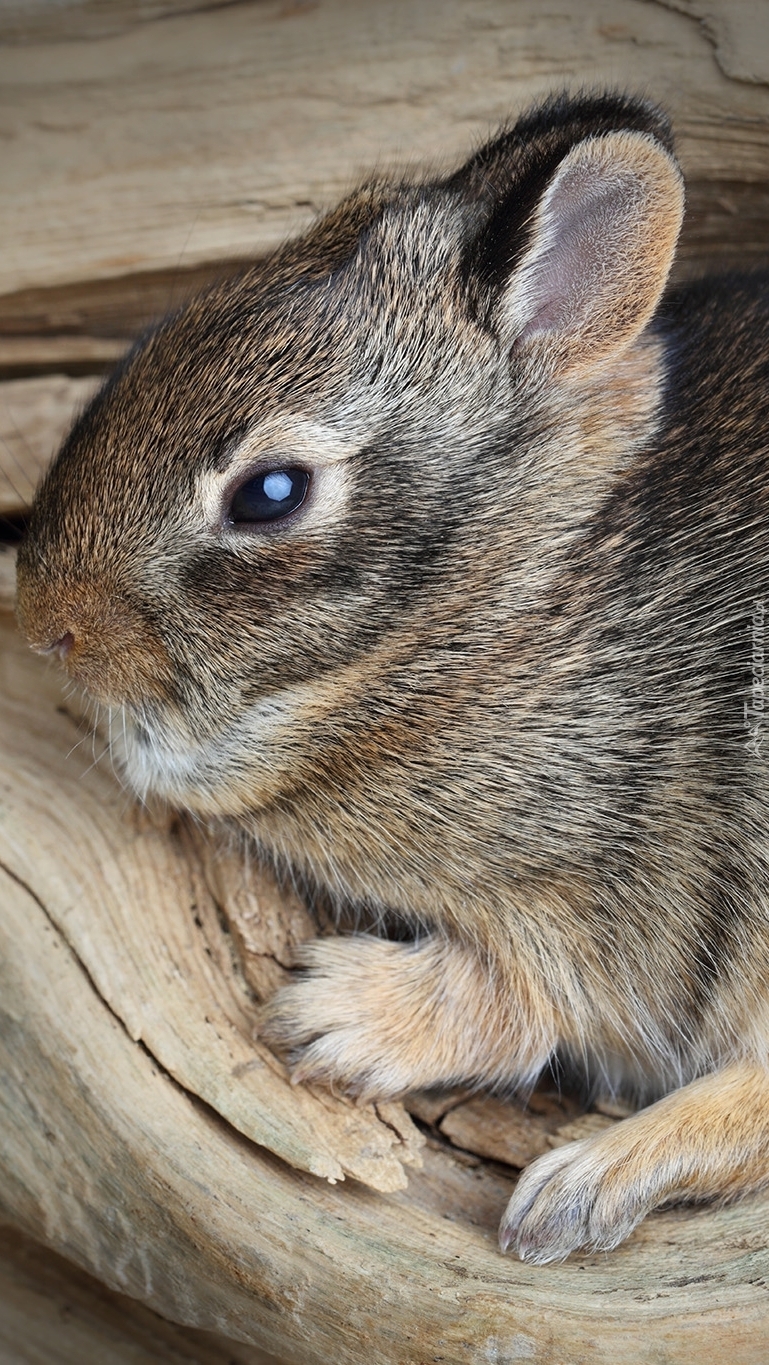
[16,90,769,1264]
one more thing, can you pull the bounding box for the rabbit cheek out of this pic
[16,577,174,707]
[115,721,235,813]
[113,668,322,813]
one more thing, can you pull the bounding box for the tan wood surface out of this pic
[0,1227,286,1365]
[0,376,100,513]
[1,0,769,312]
[2,2,769,1361]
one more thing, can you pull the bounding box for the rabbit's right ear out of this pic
[454,113,684,377]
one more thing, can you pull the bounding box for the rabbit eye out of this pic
[228,467,310,524]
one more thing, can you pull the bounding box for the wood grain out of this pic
[0,1227,287,1365]
[439,1092,584,1169]
[2,0,769,304]
[0,336,129,378]
[0,375,101,514]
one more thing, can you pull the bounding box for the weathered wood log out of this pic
[0,376,100,514]
[0,1227,285,1365]
[2,2,769,1360]
[1,0,769,336]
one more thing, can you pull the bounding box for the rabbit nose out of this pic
[35,630,75,661]
[15,573,175,707]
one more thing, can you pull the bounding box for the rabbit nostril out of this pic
[28,630,75,659]
[45,631,75,661]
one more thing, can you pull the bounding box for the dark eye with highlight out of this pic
[228,468,310,525]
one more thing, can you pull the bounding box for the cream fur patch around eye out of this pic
[193,415,361,542]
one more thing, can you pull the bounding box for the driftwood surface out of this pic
[0,1227,285,1365]
[2,2,769,1362]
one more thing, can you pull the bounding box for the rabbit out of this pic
[15,89,769,1264]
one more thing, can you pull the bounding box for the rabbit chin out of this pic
[109,691,304,817]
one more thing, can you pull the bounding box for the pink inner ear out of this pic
[516,163,644,344]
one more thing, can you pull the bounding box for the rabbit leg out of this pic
[500,1060,769,1263]
[260,933,555,1100]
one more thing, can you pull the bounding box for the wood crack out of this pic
[0,853,124,1032]
[646,1,769,88]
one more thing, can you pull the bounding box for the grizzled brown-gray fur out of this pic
[16,91,769,1262]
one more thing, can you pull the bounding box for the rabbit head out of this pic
[16,92,683,828]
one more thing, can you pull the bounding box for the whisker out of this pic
[165,209,203,315]
[0,412,45,506]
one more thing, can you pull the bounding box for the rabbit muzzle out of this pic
[15,571,175,709]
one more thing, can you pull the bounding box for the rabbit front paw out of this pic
[499,1121,673,1263]
[499,1063,769,1262]
[260,931,523,1101]
[260,935,442,1100]
[498,1138,626,1262]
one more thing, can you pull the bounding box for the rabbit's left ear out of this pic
[485,132,684,375]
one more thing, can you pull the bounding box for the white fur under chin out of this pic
[109,689,303,814]
[116,723,206,803]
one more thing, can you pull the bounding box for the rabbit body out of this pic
[16,92,769,1261]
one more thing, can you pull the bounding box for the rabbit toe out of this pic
[498,1136,651,1263]
[259,936,428,1099]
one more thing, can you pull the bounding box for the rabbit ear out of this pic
[496,130,684,374]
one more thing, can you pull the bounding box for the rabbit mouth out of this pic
[109,712,222,808]
[107,688,307,817]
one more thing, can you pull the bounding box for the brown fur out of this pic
[14,91,769,1261]
[22,578,173,703]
